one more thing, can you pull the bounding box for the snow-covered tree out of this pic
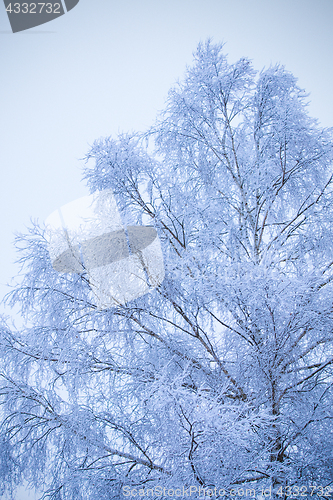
[1,41,333,499]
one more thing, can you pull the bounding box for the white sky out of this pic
[0,1,332,493]
[1,0,333,302]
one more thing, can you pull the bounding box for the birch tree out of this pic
[1,41,333,499]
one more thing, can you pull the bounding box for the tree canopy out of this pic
[1,41,333,499]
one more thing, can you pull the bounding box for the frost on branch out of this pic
[0,41,333,499]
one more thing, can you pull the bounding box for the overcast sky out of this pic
[0,1,333,497]
[1,0,333,306]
